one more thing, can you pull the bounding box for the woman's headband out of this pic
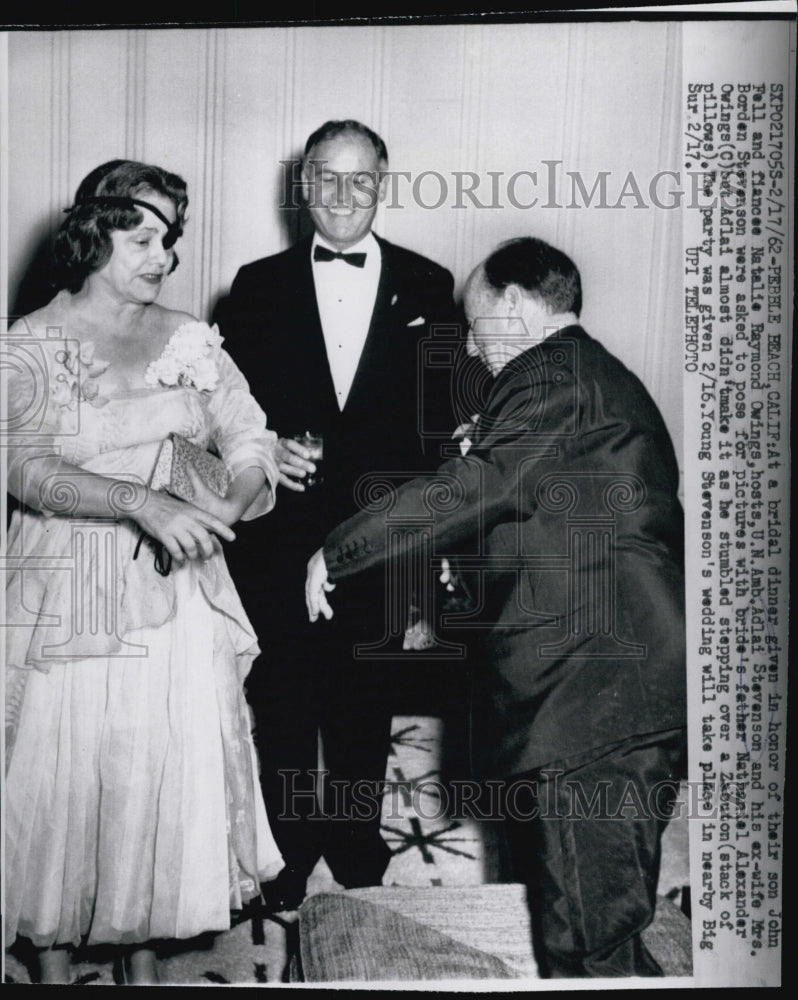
[63,196,181,249]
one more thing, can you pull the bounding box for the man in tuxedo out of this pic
[218,120,460,910]
[307,236,687,977]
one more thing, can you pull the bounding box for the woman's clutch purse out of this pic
[134,434,231,576]
[150,433,231,502]
[134,435,231,577]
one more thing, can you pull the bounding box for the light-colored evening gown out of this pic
[4,320,283,947]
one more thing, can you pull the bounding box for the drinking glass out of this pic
[293,431,324,487]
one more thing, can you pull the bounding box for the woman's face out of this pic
[93,190,178,304]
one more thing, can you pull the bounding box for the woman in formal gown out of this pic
[4,160,283,984]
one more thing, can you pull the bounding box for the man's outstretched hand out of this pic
[306,548,336,621]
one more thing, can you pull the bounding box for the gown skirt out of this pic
[5,567,283,948]
[4,326,284,948]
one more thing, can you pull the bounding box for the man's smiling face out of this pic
[302,130,386,250]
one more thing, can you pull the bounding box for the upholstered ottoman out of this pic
[292,884,692,983]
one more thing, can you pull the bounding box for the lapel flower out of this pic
[144,322,222,393]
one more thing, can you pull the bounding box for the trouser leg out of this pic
[247,646,325,877]
[504,728,686,978]
[319,658,393,888]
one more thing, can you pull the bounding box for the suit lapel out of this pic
[293,239,340,411]
[343,236,397,413]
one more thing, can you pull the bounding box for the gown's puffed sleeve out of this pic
[3,337,64,506]
[206,339,279,520]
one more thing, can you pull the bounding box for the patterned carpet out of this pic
[3,715,690,985]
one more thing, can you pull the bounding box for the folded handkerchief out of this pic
[407,316,425,327]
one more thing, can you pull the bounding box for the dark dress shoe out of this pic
[340,874,384,890]
[260,867,308,912]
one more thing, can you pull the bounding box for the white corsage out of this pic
[144,322,223,393]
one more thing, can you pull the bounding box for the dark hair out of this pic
[52,159,188,293]
[483,237,582,317]
[303,120,388,167]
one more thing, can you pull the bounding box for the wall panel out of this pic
[7,23,684,466]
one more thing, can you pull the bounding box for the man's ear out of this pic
[377,168,389,204]
[300,157,319,204]
[300,166,312,204]
[503,283,525,316]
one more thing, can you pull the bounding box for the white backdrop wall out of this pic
[7,22,683,472]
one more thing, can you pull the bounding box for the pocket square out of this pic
[407,316,425,327]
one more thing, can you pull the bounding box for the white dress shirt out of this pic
[311,232,381,410]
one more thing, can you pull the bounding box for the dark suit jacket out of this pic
[216,233,461,639]
[324,326,687,776]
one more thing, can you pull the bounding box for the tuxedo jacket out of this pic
[216,233,461,636]
[324,326,687,775]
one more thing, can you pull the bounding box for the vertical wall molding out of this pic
[642,21,682,401]
[371,26,393,243]
[280,28,301,248]
[375,26,393,150]
[125,30,146,161]
[191,28,225,319]
[559,23,588,251]
[453,23,485,284]
[369,26,386,135]
[50,33,71,217]
[190,31,210,317]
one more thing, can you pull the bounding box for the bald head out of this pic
[482,236,582,316]
[464,243,580,376]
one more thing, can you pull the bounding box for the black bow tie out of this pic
[314,244,367,268]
